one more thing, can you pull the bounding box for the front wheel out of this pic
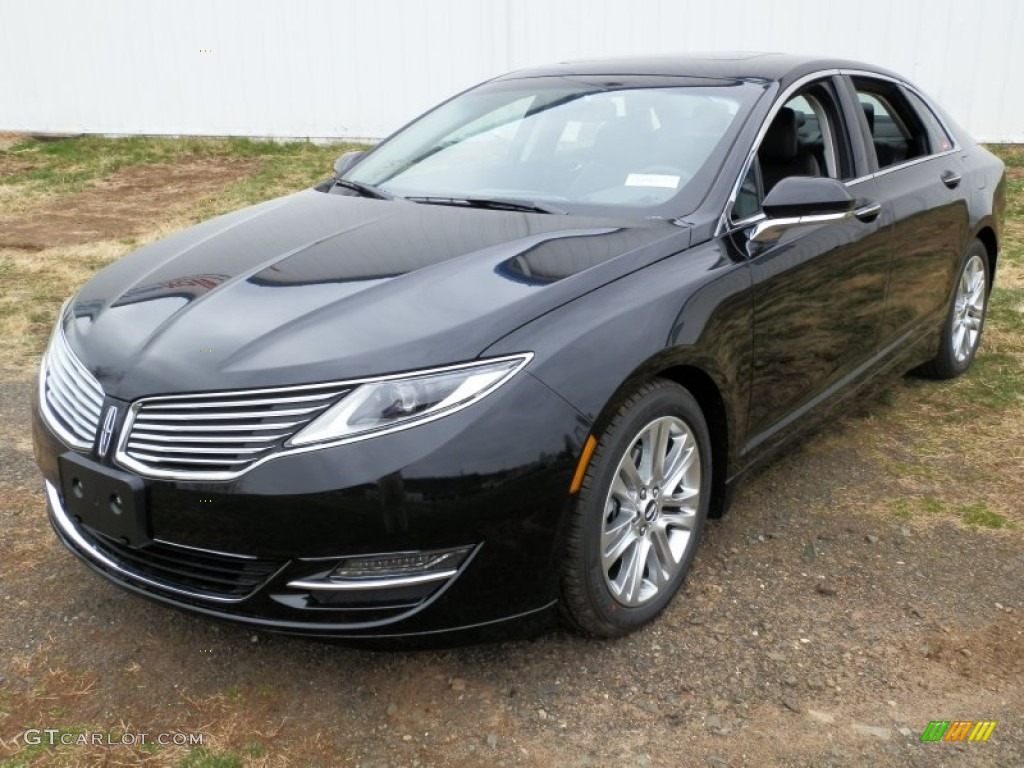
[919,239,990,379]
[560,380,711,637]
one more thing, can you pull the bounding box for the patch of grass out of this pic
[961,503,1012,529]
[223,685,245,704]
[988,144,1024,167]
[988,287,1024,333]
[891,499,913,519]
[920,497,944,514]
[0,135,368,218]
[176,747,243,768]
[245,741,267,758]
[946,353,1024,413]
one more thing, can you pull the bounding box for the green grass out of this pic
[961,502,1012,529]
[176,747,244,768]
[989,144,1024,167]
[0,135,368,217]
[245,741,267,758]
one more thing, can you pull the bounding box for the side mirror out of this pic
[750,177,855,244]
[333,150,366,178]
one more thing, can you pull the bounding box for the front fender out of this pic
[483,239,753,478]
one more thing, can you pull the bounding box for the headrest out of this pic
[762,106,799,160]
[861,101,875,133]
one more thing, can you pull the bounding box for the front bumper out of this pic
[34,372,589,638]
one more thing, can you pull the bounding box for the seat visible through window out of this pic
[758,107,820,193]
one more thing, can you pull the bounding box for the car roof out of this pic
[497,52,902,87]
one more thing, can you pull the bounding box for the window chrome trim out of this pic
[718,68,963,238]
[114,353,534,482]
[838,68,962,155]
[718,69,843,237]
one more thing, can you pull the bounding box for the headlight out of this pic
[287,354,532,446]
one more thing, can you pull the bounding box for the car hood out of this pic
[67,189,690,399]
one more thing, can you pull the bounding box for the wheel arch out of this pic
[658,365,730,519]
[974,225,998,290]
[588,361,733,519]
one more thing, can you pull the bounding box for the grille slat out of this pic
[124,450,251,467]
[126,421,305,433]
[47,352,103,419]
[129,431,283,444]
[120,383,351,479]
[85,531,283,600]
[126,441,268,455]
[41,328,105,448]
[132,405,327,421]
[143,392,339,410]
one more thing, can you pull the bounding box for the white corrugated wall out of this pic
[0,0,1021,141]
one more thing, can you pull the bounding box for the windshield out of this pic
[346,76,765,217]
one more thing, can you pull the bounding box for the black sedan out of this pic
[32,53,1005,641]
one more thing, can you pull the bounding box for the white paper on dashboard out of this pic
[624,173,680,189]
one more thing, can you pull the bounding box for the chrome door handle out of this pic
[941,170,962,189]
[853,201,882,223]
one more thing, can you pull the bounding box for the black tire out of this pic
[560,379,711,637]
[918,239,990,380]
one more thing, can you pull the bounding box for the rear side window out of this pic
[852,78,933,169]
[902,88,955,153]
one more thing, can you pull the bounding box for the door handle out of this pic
[853,201,882,223]
[941,170,962,189]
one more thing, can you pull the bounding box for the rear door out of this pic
[842,75,969,344]
[734,76,891,449]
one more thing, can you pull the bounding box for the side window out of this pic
[852,78,932,169]
[902,88,955,153]
[731,80,851,221]
[734,159,762,220]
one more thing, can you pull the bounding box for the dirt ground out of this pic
[0,143,1021,767]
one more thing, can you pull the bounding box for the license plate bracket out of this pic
[58,452,149,546]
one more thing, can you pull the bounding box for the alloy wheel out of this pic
[600,415,701,607]
[952,253,987,363]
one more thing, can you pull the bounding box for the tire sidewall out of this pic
[578,384,711,632]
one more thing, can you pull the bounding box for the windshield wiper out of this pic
[333,178,396,200]
[405,195,567,215]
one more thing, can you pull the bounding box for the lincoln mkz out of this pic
[33,54,1005,641]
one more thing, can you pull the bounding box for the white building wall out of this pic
[0,0,1021,141]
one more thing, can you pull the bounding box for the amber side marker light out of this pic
[569,435,597,494]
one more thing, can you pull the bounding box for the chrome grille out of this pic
[117,383,352,480]
[40,328,105,450]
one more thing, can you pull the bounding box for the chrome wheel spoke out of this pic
[649,525,676,575]
[649,420,671,484]
[602,517,636,569]
[662,440,696,495]
[619,537,650,603]
[619,456,645,495]
[610,473,637,510]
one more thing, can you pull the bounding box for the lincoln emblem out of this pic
[97,406,118,458]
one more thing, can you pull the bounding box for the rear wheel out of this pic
[561,380,711,637]
[919,239,989,379]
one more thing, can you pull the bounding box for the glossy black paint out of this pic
[32,54,1005,641]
